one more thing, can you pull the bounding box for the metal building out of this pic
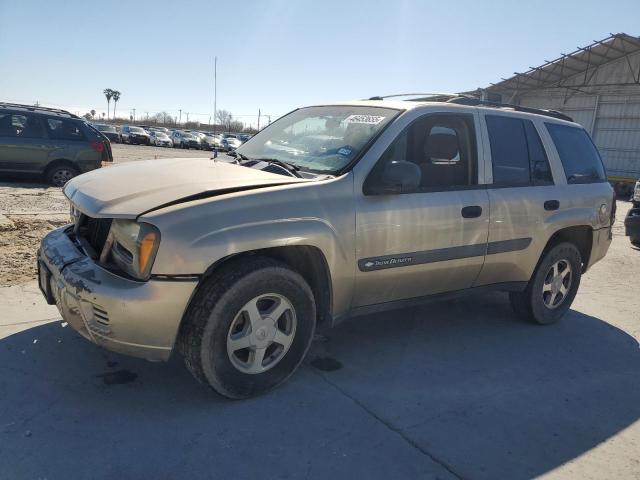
[479,33,640,195]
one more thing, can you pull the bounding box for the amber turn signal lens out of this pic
[138,232,157,273]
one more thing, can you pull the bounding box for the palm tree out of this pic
[112,91,121,120]
[90,109,96,119]
[103,89,113,120]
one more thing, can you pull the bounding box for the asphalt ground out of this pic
[0,146,639,479]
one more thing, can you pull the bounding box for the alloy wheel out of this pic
[542,259,572,309]
[226,293,297,374]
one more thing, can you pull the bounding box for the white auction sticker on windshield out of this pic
[345,114,386,125]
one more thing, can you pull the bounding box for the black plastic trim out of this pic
[346,281,528,319]
[358,237,531,272]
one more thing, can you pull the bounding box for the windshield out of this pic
[95,124,116,132]
[130,127,144,133]
[236,106,399,173]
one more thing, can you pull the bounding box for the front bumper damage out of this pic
[38,226,197,361]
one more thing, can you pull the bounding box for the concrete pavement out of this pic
[1,203,639,479]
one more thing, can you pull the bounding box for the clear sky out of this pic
[1,0,639,128]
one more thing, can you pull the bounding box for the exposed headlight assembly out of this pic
[105,219,161,280]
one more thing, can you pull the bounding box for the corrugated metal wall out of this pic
[496,51,640,185]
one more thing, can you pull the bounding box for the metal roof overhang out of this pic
[486,33,640,93]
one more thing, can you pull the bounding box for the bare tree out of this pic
[103,89,113,120]
[112,90,121,119]
[229,120,244,132]
[216,109,233,132]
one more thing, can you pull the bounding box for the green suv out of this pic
[0,103,113,186]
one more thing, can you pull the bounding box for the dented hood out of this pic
[64,158,306,218]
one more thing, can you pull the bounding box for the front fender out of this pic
[142,176,356,317]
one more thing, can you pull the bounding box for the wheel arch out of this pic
[44,158,79,174]
[198,245,334,328]
[541,225,593,274]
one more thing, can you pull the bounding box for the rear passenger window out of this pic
[486,116,530,185]
[486,115,554,186]
[546,123,606,184]
[0,113,44,139]
[45,118,86,141]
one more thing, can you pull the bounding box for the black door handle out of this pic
[461,205,482,218]
[544,200,560,211]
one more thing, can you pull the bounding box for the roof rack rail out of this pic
[367,92,466,101]
[445,96,573,122]
[364,93,573,122]
[0,102,80,119]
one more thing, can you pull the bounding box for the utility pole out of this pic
[132,108,136,122]
[179,109,182,125]
[186,112,190,124]
[213,56,217,134]
[257,108,261,131]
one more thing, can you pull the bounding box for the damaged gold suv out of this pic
[38,96,615,398]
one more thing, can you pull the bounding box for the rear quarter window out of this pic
[45,118,87,141]
[545,123,606,184]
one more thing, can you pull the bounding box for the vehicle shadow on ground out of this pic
[0,178,50,189]
[1,292,639,479]
[311,292,640,479]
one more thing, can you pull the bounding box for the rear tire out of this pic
[45,163,79,187]
[178,257,316,399]
[509,242,582,325]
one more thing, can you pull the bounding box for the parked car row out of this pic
[89,122,252,152]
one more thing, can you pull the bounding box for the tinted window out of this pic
[0,113,44,138]
[486,115,554,186]
[486,115,530,185]
[45,118,86,141]
[546,123,606,184]
[524,121,553,185]
[370,113,477,192]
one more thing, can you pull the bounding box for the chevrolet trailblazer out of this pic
[38,95,615,398]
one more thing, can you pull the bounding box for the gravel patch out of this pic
[0,144,212,285]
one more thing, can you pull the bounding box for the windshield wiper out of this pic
[222,150,249,163]
[253,158,302,177]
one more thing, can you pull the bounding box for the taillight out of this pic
[91,141,105,153]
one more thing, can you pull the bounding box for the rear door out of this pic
[0,111,48,173]
[42,117,100,172]
[354,111,490,307]
[474,113,559,286]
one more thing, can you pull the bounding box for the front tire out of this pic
[178,257,316,399]
[509,242,582,325]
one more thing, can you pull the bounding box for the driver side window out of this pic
[368,113,478,193]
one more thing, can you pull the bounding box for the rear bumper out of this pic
[586,226,613,270]
[38,226,197,361]
[625,208,640,239]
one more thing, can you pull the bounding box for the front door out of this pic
[354,112,489,307]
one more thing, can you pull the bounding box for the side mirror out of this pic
[380,161,421,194]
